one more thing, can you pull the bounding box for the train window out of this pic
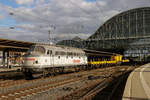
[28,46,35,52]
[67,52,75,56]
[73,53,76,56]
[79,53,82,56]
[55,51,59,55]
[75,53,76,56]
[47,50,49,55]
[70,52,72,55]
[60,51,66,55]
[55,51,66,55]
[28,46,45,54]
[60,52,63,55]
[50,50,52,54]
[66,56,68,59]
[68,52,71,55]
[76,53,78,56]
[67,52,71,56]
[47,50,52,55]
[58,56,60,59]
[78,53,80,56]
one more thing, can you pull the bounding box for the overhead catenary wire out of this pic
[9,0,124,49]
[69,0,99,19]
[68,0,117,48]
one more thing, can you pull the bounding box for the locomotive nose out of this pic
[23,54,41,68]
[23,57,35,63]
[23,57,35,67]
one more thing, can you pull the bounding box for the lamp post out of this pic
[48,25,56,45]
[48,30,51,45]
[9,12,56,44]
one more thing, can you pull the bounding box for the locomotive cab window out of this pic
[47,50,52,55]
[34,46,45,54]
[27,46,45,54]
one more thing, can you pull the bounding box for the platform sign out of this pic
[124,49,148,57]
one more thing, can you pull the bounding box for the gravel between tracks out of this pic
[0,67,115,94]
[0,66,134,100]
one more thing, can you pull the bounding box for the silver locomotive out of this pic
[22,44,88,78]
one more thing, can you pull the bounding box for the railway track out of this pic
[92,71,132,100]
[0,66,134,100]
[79,73,124,100]
[56,66,134,100]
[0,66,117,89]
[0,72,105,99]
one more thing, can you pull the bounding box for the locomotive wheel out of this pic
[86,65,90,70]
[24,71,33,80]
[59,67,64,74]
[42,68,50,77]
[42,71,47,78]
[50,68,56,76]
[75,67,80,72]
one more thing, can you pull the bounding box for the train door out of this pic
[47,50,54,67]
[50,50,54,67]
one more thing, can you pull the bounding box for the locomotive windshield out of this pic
[27,45,46,54]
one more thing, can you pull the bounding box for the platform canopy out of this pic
[0,38,35,51]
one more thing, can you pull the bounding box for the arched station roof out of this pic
[87,7,150,51]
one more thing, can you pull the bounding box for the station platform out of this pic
[122,64,150,100]
[0,67,21,73]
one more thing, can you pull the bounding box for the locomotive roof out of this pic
[33,44,85,53]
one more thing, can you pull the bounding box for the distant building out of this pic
[56,36,84,48]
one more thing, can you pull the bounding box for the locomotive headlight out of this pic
[35,60,38,64]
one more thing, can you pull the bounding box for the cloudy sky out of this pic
[0,0,149,43]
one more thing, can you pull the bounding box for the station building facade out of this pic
[87,7,150,61]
